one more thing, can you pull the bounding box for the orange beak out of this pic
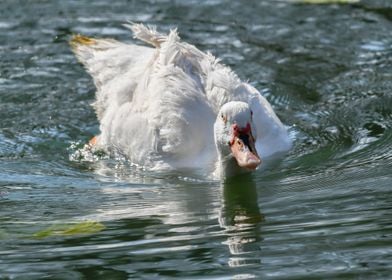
[230,124,261,170]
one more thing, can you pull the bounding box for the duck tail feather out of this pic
[124,22,168,48]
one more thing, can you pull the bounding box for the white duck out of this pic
[71,23,291,177]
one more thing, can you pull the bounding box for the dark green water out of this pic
[1,0,392,279]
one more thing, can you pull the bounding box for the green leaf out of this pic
[61,221,105,235]
[33,221,105,239]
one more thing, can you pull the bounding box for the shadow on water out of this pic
[219,174,265,267]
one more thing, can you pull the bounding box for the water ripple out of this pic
[1,0,392,279]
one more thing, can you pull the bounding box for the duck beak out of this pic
[230,125,261,170]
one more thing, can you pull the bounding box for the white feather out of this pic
[71,23,292,175]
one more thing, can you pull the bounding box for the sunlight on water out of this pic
[1,0,392,279]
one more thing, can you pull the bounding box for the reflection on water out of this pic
[220,175,264,267]
[1,0,392,278]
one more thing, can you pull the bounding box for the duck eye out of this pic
[221,114,227,123]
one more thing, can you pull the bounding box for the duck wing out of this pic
[71,25,217,169]
[70,34,155,120]
[135,27,218,168]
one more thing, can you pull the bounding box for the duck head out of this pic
[214,101,261,175]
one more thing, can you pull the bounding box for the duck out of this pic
[70,23,291,177]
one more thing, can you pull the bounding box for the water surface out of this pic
[1,0,391,279]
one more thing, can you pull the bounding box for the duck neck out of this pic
[217,155,249,178]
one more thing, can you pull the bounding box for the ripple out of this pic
[360,40,388,52]
[1,0,392,279]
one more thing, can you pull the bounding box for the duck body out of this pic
[71,24,291,176]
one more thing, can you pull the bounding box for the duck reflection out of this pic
[219,173,264,267]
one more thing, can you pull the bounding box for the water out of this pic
[1,0,391,278]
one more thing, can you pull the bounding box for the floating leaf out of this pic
[34,228,56,239]
[33,221,105,238]
[61,221,105,235]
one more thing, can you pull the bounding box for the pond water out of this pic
[1,0,391,279]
